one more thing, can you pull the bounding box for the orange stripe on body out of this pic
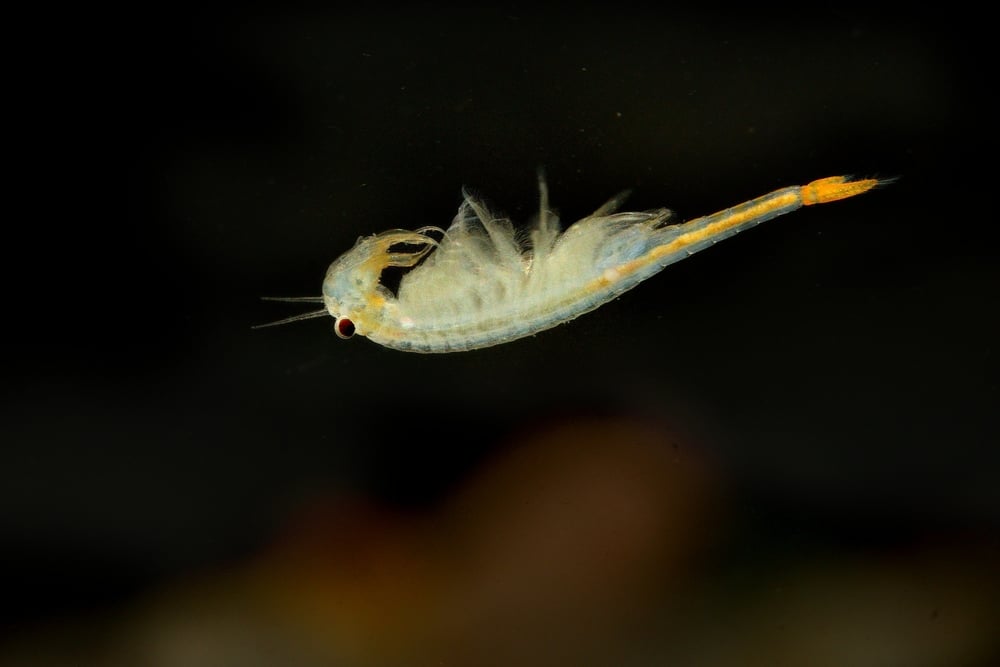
[585,190,801,292]
[541,176,888,312]
[660,190,800,254]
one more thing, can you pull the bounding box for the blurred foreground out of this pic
[2,416,996,667]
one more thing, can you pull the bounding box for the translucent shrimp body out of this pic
[261,174,885,353]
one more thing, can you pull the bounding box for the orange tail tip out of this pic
[801,175,887,206]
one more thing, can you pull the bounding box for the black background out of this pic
[3,4,997,665]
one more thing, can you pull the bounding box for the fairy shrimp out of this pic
[256,172,889,352]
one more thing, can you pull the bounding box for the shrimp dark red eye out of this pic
[334,317,355,339]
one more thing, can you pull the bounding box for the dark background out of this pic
[3,5,997,665]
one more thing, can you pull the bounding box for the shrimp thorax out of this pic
[393,193,674,322]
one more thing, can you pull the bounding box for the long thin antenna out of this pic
[260,296,325,303]
[251,308,329,330]
[254,295,328,329]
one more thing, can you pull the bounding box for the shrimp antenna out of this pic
[260,296,325,303]
[252,296,328,329]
